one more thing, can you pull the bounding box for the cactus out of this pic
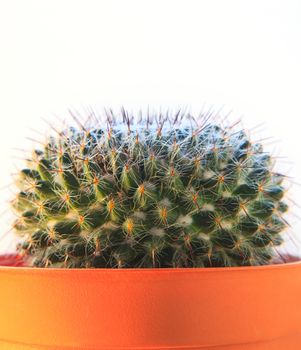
[12,110,289,268]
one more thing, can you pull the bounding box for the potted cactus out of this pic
[0,109,301,350]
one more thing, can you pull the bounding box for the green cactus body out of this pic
[12,112,289,268]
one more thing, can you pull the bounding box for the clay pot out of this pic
[1,254,301,350]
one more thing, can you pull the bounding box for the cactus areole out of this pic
[12,110,289,268]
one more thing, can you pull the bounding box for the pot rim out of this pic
[0,254,301,273]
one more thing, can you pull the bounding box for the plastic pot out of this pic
[1,254,301,350]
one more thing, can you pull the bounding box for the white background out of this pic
[0,0,300,256]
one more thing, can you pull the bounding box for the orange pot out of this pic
[1,255,301,350]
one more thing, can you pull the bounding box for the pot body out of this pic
[1,255,301,350]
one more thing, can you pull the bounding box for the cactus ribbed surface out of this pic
[12,110,289,268]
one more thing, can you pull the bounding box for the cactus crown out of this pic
[12,109,289,268]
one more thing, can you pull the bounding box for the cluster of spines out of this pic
[12,111,289,268]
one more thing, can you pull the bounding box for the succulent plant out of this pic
[12,109,289,268]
